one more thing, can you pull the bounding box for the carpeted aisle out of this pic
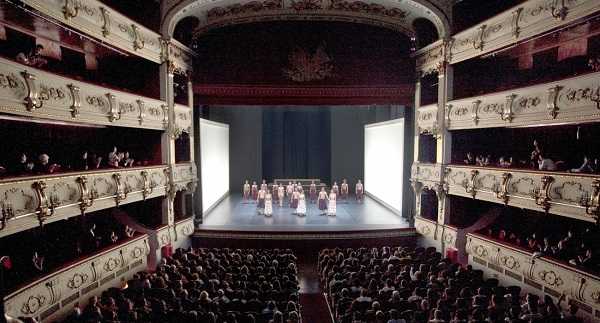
[298,254,334,323]
[300,294,333,323]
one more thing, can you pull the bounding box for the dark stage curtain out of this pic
[262,108,330,182]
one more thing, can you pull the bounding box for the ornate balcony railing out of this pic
[416,104,439,136]
[21,0,194,73]
[445,71,600,130]
[174,103,193,138]
[467,233,600,317]
[414,0,600,73]
[414,216,438,240]
[3,235,150,322]
[0,57,170,130]
[444,165,600,223]
[0,166,169,238]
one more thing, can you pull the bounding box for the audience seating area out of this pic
[479,213,600,274]
[319,246,584,323]
[62,248,301,323]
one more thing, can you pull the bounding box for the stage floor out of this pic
[198,194,410,232]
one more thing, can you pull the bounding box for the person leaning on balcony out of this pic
[16,44,47,68]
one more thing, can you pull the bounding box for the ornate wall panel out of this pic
[444,165,600,223]
[174,104,193,136]
[21,0,194,72]
[445,71,600,130]
[3,235,150,322]
[466,234,600,317]
[0,58,169,130]
[411,162,444,188]
[172,163,198,191]
[414,0,600,71]
[414,216,438,240]
[416,104,439,135]
[0,166,168,238]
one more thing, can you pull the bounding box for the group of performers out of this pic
[242,179,364,217]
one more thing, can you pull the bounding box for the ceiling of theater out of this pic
[162,0,451,42]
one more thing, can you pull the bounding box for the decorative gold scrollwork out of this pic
[67,272,88,289]
[495,173,512,204]
[471,100,481,125]
[532,176,553,212]
[21,294,46,315]
[113,173,127,206]
[67,84,81,118]
[581,179,600,223]
[511,7,523,38]
[104,257,120,272]
[501,94,516,122]
[21,71,43,111]
[161,104,169,129]
[100,7,111,37]
[32,181,59,225]
[141,170,153,200]
[77,176,96,214]
[472,25,486,51]
[136,100,146,125]
[547,85,563,119]
[62,0,79,20]
[591,86,600,110]
[106,93,120,122]
[132,25,145,51]
[550,0,568,20]
[465,170,479,198]
[538,270,564,287]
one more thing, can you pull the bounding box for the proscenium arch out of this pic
[161,0,450,41]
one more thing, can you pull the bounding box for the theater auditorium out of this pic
[0,0,600,322]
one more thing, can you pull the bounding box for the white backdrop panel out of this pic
[364,119,404,213]
[200,118,230,213]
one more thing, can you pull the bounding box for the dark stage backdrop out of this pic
[202,105,406,191]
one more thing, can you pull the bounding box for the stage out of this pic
[194,193,415,240]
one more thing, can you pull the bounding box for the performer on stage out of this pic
[251,181,258,202]
[327,189,337,216]
[309,180,317,204]
[257,187,266,211]
[277,184,285,207]
[286,181,293,202]
[332,181,339,195]
[260,179,268,193]
[264,192,273,217]
[318,187,328,215]
[292,181,298,193]
[296,191,307,216]
[297,183,304,194]
[290,190,299,209]
[356,179,364,203]
[272,183,278,204]
[243,180,251,202]
[340,179,349,202]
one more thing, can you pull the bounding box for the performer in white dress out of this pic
[356,179,364,203]
[264,192,273,217]
[243,180,251,202]
[296,192,307,216]
[332,181,339,195]
[277,184,285,207]
[297,183,304,194]
[318,188,328,215]
[251,181,258,202]
[327,190,337,216]
[309,180,317,204]
[260,179,268,193]
[340,179,349,202]
[257,187,266,211]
